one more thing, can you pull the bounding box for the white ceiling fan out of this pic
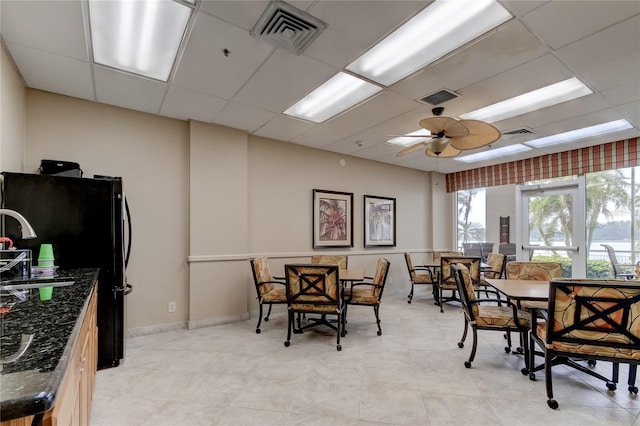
[395,107,501,158]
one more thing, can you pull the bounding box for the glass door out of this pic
[515,177,586,278]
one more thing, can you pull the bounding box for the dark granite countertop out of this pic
[0,268,99,422]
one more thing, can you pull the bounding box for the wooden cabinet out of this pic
[43,286,98,426]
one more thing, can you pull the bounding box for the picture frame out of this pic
[364,195,396,247]
[313,189,353,248]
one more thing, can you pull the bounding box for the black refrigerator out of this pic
[1,172,132,369]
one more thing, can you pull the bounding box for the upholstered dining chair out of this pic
[250,257,287,334]
[505,261,563,310]
[311,255,348,269]
[284,264,343,351]
[404,253,437,304]
[343,258,390,336]
[482,253,506,281]
[438,255,481,312]
[453,263,531,368]
[529,279,640,409]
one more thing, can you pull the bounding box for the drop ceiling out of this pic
[1,0,639,174]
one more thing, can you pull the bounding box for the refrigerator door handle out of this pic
[115,283,132,295]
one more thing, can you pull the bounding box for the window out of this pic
[456,189,486,249]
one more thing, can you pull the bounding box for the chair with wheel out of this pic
[404,252,437,304]
[529,278,640,409]
[452,263,531,369]
[284,263,343,351]
[438,255,480,313]
[250,257,287,334]
[343,258,390,336]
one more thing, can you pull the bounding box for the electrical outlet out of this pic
[168,302,176,313]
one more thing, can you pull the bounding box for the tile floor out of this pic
[91,291,640,425]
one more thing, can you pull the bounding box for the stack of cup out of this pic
[38,244,55,301]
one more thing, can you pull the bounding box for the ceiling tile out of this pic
[501,0,548,17]
[160,86,228,122]
[1,0,88,61]
[233,49,338,113]
[172,11,274,100]
[6,43,94,101]
[617,101,640,128]
[252,115,314,141]
[556,15,640,72]
[94,66,167,115]
[304,1,427,68]
[602,83,640,107]
[214,101,276,133]
[521,1,640,50]
[391,20,548,103]
[578,52,640,94]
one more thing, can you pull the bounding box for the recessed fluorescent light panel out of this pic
[284,72,382,123]
[346,0,511,86]
[89,0,192,81]
[455,144,532,163]
[387,129,431,146]
[460,78,593,123]
[525,119,634,148]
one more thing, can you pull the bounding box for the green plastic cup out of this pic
[39,286,53,301]
[38,244,54,266]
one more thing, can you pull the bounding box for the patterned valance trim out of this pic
[446,138,639,192]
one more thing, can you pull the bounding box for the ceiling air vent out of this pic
[419,89,459,106]
[250,1,327,55]
[503,127,535,136]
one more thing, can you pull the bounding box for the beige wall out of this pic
[24,90,191,332]
[1,44,26,172]
[8,86,445,335]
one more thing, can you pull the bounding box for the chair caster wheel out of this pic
[515,347,524,354]
[547,399,559,409]
[264,317,269,322]
[408,300,412,304]
[529,373,536,381]
[629,386,638,394]
[606,382,617,391]
[377,331,382,336]
[337,345,342,351]
[520,368,528,375]
[340,332,346,337]
[504,347,511,353]
[256,329,261,334]
[464,361,471,368]
[284,341,290,347]
[587,360,596,367]
[458,342,464,348]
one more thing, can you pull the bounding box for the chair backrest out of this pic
[284,264,340,312]
[441,255,481,286]
[498,243,516,256]
[311,255,348,269]
[483,253,505,279]
[462,243,482,258]
[452,263,478,320]
[505,261,563,280]
[546,279,640,349]
[601,244,625,275]
[404,252,416,279]
[250,257,275,296]
[480,243,496,262]
[372,258,391,299]
[433,251,462,262]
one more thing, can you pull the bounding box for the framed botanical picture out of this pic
[364,195,396,247]
[313,189,353,248]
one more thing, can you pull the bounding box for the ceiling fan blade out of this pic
[387,135,434,138]
[425,143,461,158]
[450,120,501,150]
[396,141,428,157]
[419,116,469,138]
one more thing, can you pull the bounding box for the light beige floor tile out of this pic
[91,294,640,426]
